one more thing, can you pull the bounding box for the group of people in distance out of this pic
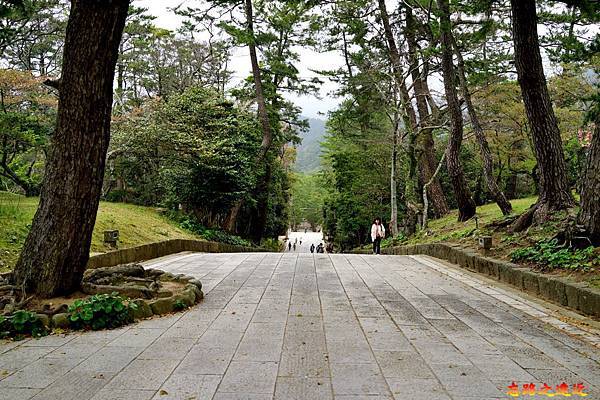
[285,217,385,255]
[310,243,325,254]
[285,236,329,253]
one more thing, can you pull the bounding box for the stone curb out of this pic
[352,243,600,319]
[87,239,265,270]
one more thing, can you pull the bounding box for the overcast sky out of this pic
[135,0,343,120]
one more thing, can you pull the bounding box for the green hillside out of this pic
[0,192,199,272]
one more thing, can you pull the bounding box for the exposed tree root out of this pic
[511,203,539,233]
[487,215,519,230]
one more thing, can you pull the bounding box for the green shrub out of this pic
[260,238,282,252]
[511,239,598,271]
[0,310,48,340]
[381,233,408,249]
[175,215,253,247]
[68,293,138,331]
[173,299,188,311]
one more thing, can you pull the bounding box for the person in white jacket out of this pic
[371,218,386,255]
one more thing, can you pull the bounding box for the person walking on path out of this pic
[288,242,292,252]
[310,244,315,253]
[293,242,297,251]
[371,218,386,255]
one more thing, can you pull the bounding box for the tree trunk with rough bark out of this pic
[390,117,399,237]
[579,120,600,245]
[452,36,513,216]
[423,151,447,230]
[13,0,130,298]
[405,7,449,219]
[510,0,575,230]
[378,0,420,235]
[438,0,476,222]
[252,162,272,243]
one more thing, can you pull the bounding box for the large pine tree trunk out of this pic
[246,0,273,163]
[420,79,450,218]
[390,117,399,237]
[13,0,130,298]
[224,0,274,237]
[438,0,476,222]
[252,163,272,243]
[579,121,600,245]
[405,7,449,219]
[452,36,513,216]
[378,0,420,235]
[511,0,575,229]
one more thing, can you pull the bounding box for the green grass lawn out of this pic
[0,192,199,272]
[374,195,599,288]
[373,196,542,265]
[405,196,538,246]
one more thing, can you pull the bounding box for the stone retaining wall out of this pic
[353,243,600,319]
[87,239,264,270]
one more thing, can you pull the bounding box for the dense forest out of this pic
[0,0,599,297]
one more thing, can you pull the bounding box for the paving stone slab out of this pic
[330,363,391,396]
[137,337,195,360]
[274,376,332,400]
[0,388,40,400]
[152,373,221,400]
[218,361,279,394]
[385,377,451,400]
[373,350,434,379]
[30,370,115,400]
[0,356,83,389]
[104,359,179,390]
[176,345,236,375]
[74,346,144,374]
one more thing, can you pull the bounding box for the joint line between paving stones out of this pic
[347,254,454,399]
[209,252,283,399]
[99,252,266,398]
[315,254,337,400]
[272,252,304,400]
[328,254,395,397]
[405,255,599,381]
[412,255,600,349]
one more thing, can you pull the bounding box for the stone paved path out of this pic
[1,253,599,400]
